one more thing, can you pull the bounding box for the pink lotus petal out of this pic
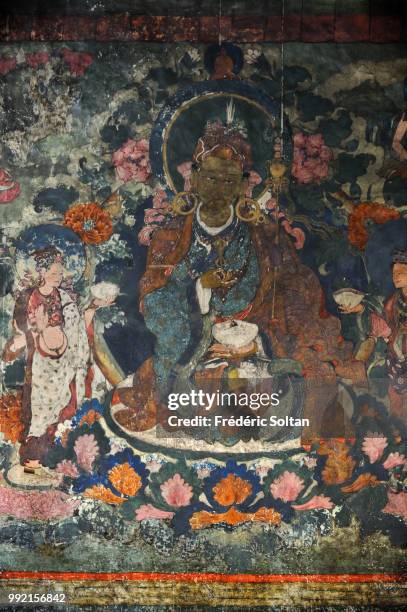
[160,473,193,508]
[383,491,407,521]
[270,471,304,503]
[293,494,333,511]
[135,504,174,520]
[362,436,388,463]
[0,487,80,520]
[383,452,407,470]
[74,433,99,472]
[56,459,79,478]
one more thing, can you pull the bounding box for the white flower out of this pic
[124,214,136,227]
[109,437,129,455]
[246,48,261,64]
[55,419,73,441]
[187,49,200,63]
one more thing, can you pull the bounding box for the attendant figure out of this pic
[3,246,108,473]
[339,251,407,421]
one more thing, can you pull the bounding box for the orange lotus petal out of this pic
[79,409,101,427]
[212,474,252,506]
[190,506,281,529]
[108,463,142,497]
[341,473,379,493]
[83,484,125,505]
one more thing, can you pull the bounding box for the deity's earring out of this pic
[235,196,265,225]
[169,191,199,216]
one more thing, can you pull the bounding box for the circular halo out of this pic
[14,223,86,285]
[150,81,292,194]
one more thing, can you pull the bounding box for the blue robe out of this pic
[143,218,259,386]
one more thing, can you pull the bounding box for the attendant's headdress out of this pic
[392,250,407,265]
[32,246,63,272]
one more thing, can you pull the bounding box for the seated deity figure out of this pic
[113,116,359,444]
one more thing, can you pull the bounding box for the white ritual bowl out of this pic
[333,288,365,309]
[212,320,258,349]
[90,282,120,302]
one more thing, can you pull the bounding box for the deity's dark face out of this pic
[193,155,244,211]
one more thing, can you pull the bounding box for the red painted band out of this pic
[0,572,406,583]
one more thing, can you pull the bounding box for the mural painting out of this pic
[0,36,406,603]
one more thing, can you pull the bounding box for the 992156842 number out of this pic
[8,593,66,603]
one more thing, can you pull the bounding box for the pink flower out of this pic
[145,459,163,474]
[135,504,174,521]
[370,312,391,339]
[292,132,333,184]
[292,495,333,511]
[320,146,334,162]
[281,220,305,250]
[160,473,193,508]
[383,452,407,470]
[0,169,20,204]
[302,456,318,470]
[62,48,93,76]
[362,436,388,463]
[196,467,212,479]
[0,487,79,520]
[138,225,156,246]
[293,132,307,148]
[270,471,304,503]
[245,171,262,197]
[306,134,324,156]
[177,162,193,191]
[55,460,79,478]
[0,56,16,75]
[144,208,166,224]
[383,491,407,521]
[112,139,151,183]
[74,433,99,472]
[152,189,169,209]
[25,52,50,69]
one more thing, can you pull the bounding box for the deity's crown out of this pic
[192,100,252,171]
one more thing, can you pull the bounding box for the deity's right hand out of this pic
[200,269,237,289]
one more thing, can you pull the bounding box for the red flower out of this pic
[0,169,20,204]
[62,48,93,76]
[0,56,16,75]
[25,52,50,69]
[64,202,113,244]
[348,202,400,250]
